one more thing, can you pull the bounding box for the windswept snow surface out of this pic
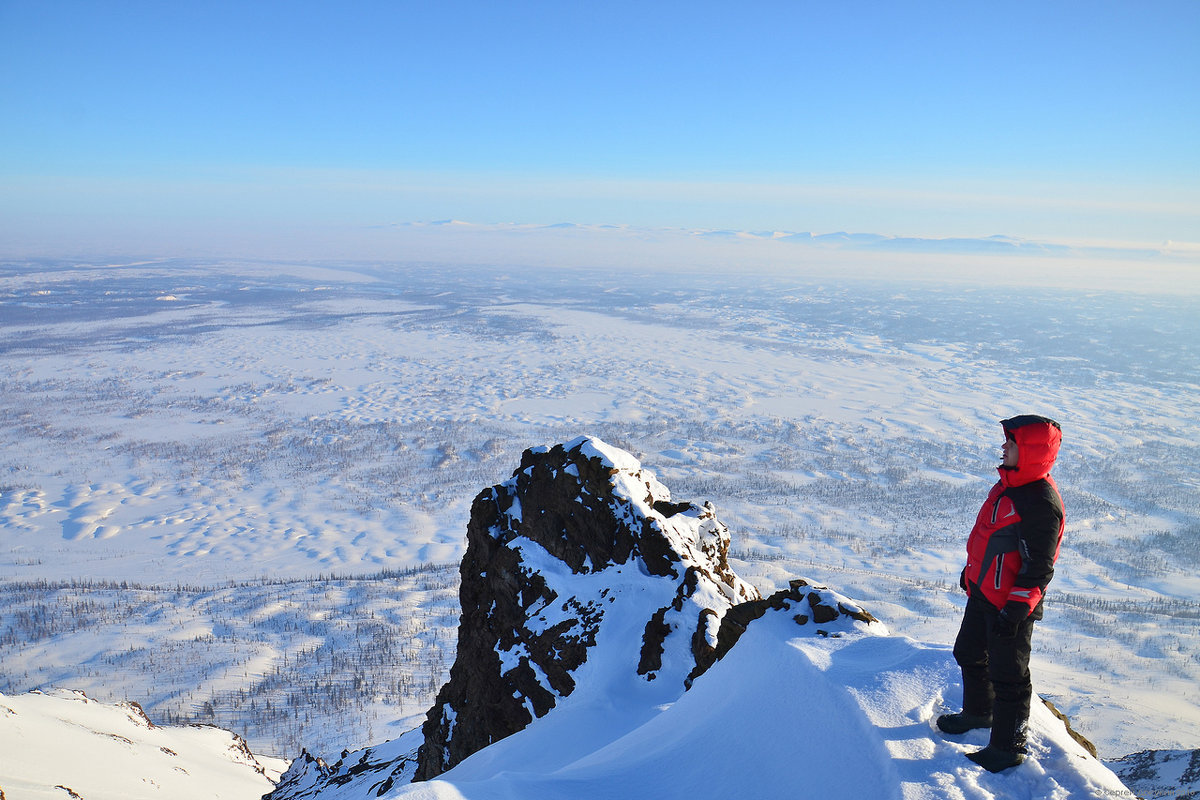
[391,614,1131,800]
[0,688,286,799]
[2,259,1199,763]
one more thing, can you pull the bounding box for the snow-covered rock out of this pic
[414,434,765,779]
[0,688,286,799]
[1107,748,1200,799]
[266,732,424,800]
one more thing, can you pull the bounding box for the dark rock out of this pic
[638,607,672,677]
[838,603,879,625]
[414,436,760,780]
[1040,697,1097,758]
[809,593,839,624]
[688,578,882,685]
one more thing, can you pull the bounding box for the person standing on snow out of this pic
[937,415,1065,773]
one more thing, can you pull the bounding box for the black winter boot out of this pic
[936,712,992,734]
[967,745,1025,772]
[988,696,1030,754]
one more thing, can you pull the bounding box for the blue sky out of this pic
[2,0,1198,257]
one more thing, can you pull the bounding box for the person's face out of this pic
[1002,436,1019,468]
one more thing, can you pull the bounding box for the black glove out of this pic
[959,568,968,593]
[993,610,1018,639]
[994,602,1030,639]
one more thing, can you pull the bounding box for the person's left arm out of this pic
[1002,482,1064,623]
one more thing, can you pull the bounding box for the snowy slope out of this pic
[386,610,1131,800]
[0,688,287,799]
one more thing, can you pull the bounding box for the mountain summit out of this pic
[268,436,1133,800]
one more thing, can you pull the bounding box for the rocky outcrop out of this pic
[1040,698,1097,758]
[688,577,879,685]
[263,736,422,800]
[413,435,760,780]
[265,750,331,800]
[266,435,883,799]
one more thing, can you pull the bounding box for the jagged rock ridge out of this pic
[415,435,762,780]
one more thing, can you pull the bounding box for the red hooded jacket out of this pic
[963,415,1065,620]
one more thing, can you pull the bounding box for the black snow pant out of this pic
[952,593,1036,754]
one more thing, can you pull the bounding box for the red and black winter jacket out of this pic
[963,415,1065,622]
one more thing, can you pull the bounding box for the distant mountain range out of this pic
[386,220,1184,261]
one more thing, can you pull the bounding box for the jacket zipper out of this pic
[987,491,1012,592]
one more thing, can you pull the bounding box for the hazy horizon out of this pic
[3,1,1198,262]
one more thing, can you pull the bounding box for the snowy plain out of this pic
[1,252,1198,785]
